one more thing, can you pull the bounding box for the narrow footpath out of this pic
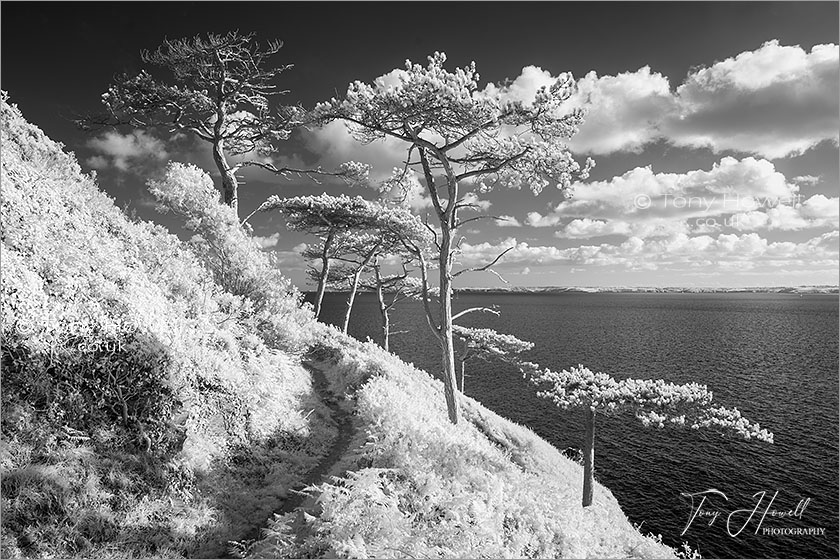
[233,360,359,557]
[275,361,357,517]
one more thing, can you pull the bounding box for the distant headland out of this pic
[453,285,839,294]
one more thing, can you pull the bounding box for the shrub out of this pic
[147,161,316,354]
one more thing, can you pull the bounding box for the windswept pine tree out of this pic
[80,31,365,218]
[259,194,431,331]
[452,326,533,392]
[526,364,774,507]
[314,52,593,423]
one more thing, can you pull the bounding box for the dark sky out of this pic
[4,1,836,146]
[2,1,838,287]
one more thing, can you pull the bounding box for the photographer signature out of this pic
[680,489,811,537]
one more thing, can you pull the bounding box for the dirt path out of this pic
[221,360,358,559]
[274,361,357,518]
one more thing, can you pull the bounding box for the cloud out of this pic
[525,211,562,228]
[667,41,840,158]
[269,243,309,270]
[565,41,839,159]
[302,120,409,183]
[567,66,676,154]
[517,157,815,239]
[792,175,822,186]
[556,218,690,240]
[86,155,109,169]
[480,65,675,155]
[252,232,281,249]
[85,130,168,171]
[459,191,492,212]
[730,194,839,231]
[481,65,557,106]
[455,232,839,273]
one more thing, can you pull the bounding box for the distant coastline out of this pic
[310,286,839,295]
[452,285,839,294]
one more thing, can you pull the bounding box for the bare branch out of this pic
[452,307,501,322]
[453,246,514,278]
[486,268,510,285]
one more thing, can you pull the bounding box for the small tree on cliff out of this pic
[526,364,775,507]
[80,31,364,217]
[361,263,423,352]
[314,52,592,424]
[452,325,533,393]
[258,194,383,318]
[331,209,433,336]
[260,194,430,330]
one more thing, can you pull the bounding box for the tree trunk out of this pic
[375,266,390,352]
[439,227,460,424]
[582,407,595,507]
[313,232,335,319]
[342,266,363,334]
[342,248,378,334]
[459,359,466,393]
[212,133,239,217]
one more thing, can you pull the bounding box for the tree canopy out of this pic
[528,364,774,442]
[260,193,432,325]
[82,31,365,217]
[453,325,533,392]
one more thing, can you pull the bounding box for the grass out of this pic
[251,328,680,559]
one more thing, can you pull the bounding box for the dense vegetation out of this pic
[1,95,332,557]
[1,95,678,558]
[250,335,678,559]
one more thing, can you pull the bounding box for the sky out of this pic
[2,1,838,288]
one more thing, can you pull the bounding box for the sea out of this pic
[311,291,839,559]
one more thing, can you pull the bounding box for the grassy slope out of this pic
[0,95,336,558]
[1,96,676,558]
[252,331,677,559]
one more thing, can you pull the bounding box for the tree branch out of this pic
[455,148,530,183]
[453,246,514,278]
[452,307,501,321]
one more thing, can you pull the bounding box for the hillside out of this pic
[0,95,677,558]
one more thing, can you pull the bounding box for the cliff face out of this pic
[0,96,675,559]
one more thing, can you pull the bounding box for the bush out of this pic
[148,161,316,355]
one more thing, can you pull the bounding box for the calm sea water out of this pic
[312,292,839,559]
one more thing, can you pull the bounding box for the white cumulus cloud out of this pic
[456,232,839,274]
[518,157,809,239]
[86,130,168,171]
[252,232,281,249]
[667,41,840,158]
[568,66,676,154]
[564,41,839,159]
